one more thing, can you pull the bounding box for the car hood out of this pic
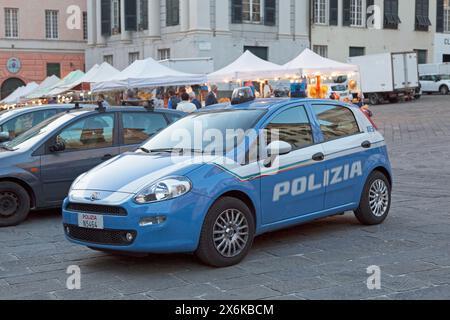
[71,152,212,194]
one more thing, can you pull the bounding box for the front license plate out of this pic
[78,213,104,230]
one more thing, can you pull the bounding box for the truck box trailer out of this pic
[348,52,420,105]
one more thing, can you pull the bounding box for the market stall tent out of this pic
[207,50,286,83]
[25,75,61,99]
[1,82,39,105]
[81,62,120,84]
[45,70,85,97]
[92,58,206,92]
[283,48,359,76]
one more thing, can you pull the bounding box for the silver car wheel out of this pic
[369,179,389,217]
[213,209,249,258]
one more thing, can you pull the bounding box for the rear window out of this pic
[312,105,360,141]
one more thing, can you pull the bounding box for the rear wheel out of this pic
[0,182,30,227]
[368,93,380,105]
[196,197,255,267]
[439,85,449,95]
[354,171,391,226]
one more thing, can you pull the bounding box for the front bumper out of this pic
[62,192,211,253]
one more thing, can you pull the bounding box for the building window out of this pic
[111,0,120,33]
[415,0,431,31]
[242,0,264,23]
[138,0,149,30]
[47,63,61,78]
[314,0,328,25]
[384,0,401,29]
[83,12,88,40]
[158,49,171,60]
[244,46,268,60]
[166,0,180,26]
[129,52,140,64]
[45,10,58,39]
[350,0,363,26]
[4,8,19,38]
[104,55,114,65]
[415,49,427,64]
[349,46,365,57]
[313,45,329,58]
[445,0,450,33]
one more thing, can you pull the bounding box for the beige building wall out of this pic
[312,0,437,63]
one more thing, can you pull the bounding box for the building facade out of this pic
[0,0,87,99]
[85,0,310,71]
[311,0,450,63]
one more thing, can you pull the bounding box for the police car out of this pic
[63,89,392,267]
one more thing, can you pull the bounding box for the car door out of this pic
[40,112,120,205]
[119,111,171,153]
[311,103,368,210]
[260,105,326,225]
[419,76,432,92]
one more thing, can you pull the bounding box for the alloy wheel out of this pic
[213,209,249,258]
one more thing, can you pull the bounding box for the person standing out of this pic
[189,92,202,109]
[263,80,272,98]
[168,90,180,110]
[205,85,218,107]
[177,93,197,113]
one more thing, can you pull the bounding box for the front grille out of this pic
[64,225,137,246]
[66,203,127,216]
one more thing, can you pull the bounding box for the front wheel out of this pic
[196,197,255,267]
[354,171,391,226]
[440,85,449,95]
[0,182,30,227]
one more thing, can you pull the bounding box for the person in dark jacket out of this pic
[168,90,180,109]
[205,85,218,107]
[189,92,202,109]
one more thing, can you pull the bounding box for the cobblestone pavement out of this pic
[1,95,450,300]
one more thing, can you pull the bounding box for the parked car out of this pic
[419,74,450,95]
[0,105,79,143]
[63,97,392,267]
[0,106,185,227]
[325,83,352,101]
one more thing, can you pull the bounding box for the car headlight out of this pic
[134,176,192,204]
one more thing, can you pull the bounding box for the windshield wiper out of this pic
[0,145,15,151]
[138,147,151,154]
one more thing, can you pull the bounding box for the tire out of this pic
[354,171,391,226]
[439,85,449,95]
[368,93,380,105]
[0,182,31,227]
[196,197,255,267]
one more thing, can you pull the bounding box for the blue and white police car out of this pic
[62,92,392,267]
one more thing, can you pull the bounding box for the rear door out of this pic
[311,103,369,210]
[118,111,171,153]
[40,112,120,205]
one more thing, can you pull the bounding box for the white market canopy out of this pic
[92,57,207,92]
[80,62,120,83]
[46,70,86,97]
[1,82,39,104]
[207,50,286,83]
[283,48,359,76]
[26,75,61,99]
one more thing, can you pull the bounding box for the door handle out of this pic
[312,152,325,162]
[361,141,372,149]
[102,154,113,161]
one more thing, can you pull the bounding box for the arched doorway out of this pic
[1,78,25,100]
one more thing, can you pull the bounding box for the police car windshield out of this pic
[4,112,79,150]
[142,109,266,154]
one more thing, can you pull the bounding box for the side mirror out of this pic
[49,141,66,153]
[264,141,292,168]
[0,132,9,143]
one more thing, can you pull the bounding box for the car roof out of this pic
[203,98,357,112]
[64,106,185,116]
[0,104,76,123]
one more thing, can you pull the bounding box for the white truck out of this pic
[419,63,450,76]
[348,52,421,105]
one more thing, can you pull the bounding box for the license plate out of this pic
[78,213,104,230]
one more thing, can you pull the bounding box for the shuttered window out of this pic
[384,0,401,29]
[415,0,431,31]
[101,0,111,36]
[329,0,338,26]
[445,1,450,33]
[138,0,149,30]
[166,0,179,26]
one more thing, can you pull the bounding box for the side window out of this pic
[312,105,360,142]
[2,113,34,139]
[265,106,314,151]
[56,114,115,151]
[122,112,168,145]
[31,109,58,126]
[165,112,183,123]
